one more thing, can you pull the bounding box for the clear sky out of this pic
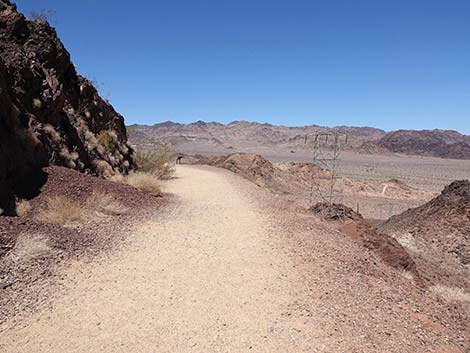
[17,0,470,133]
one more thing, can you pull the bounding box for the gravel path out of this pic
[1,165,467,352]
[0,165,316,352]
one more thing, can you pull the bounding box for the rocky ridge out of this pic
[0,0,134,214]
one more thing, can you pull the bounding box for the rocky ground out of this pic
[1,166,467,352]
[0,166,163,322]
[381,180,470,297]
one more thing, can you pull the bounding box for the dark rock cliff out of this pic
[0,0,134,214]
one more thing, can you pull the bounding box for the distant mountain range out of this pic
[127,120,470,160]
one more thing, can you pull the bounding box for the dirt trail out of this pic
[0,166,317,352]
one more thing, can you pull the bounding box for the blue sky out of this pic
[17,0,470,133]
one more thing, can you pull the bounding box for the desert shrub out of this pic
[37,196,88,227]
[93,160,114,178]
[37,193,126,227]
[85,192,127,216]
[135,147,175,180]
[76,121,106,155]
[15,199,31,217]
[59,146,77,169]
[43,124,61,143]
[32,98,42,110]
[30,9,55,22]
[13,235,56,263]
[110,172,161,196]
[96,130,116,152]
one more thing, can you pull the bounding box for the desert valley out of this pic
[0,1,469,352]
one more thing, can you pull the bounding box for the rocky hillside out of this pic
[0,1,134,214]
[129,121,470,160]
[378,129,470,159]
[381,180,470,290]
[128,120,386,151]
[311,202,418,277]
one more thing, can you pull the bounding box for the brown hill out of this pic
[378,129,470,159]
[128,120,386,151]
[381,180,470,291]
[129,121,470,160]
[0,1,134,214]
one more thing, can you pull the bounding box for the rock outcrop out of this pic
[311,202,418,276]
[0,0,134,214]
[378,129,470,160]
[383,180,470,264]
[381,180,470,290]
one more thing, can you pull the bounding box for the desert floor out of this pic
[1,166,466,352]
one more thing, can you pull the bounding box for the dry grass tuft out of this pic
[431,284,470,303]
[16,199,31,217]
[37,193,126,227]
[38,196,88,227]
[85,192,127,216]
[13,235,56,263]
[110,172,161,196]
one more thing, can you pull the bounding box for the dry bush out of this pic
[85,192,127,216]
[59,146,77,169]
[37,196,88,227]
[30,9,55,22]
[97,130,118,153]
[43,124,62,143]
[12,235,56,263]
[110,172,161,196]
[16,199,31,217]
[135,147,175,180]
[93,159,114,178]
[37,193,126,227]
[431,284,470,303]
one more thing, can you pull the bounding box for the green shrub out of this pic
[135,147,175,180]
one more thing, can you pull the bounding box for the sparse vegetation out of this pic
[37,192,126,227]
[15,199,31,217]
[12,235,56,263]
[43,124,62,143]
[37,196,88,227]
[110,172,161,196]
[135,147,175,180]
[97,130,117,152]
[126,125,137,135]
[85,192,127,216]
[30,9,55,23]
[431,284,470,303]
[93,159,114,178]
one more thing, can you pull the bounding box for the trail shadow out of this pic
[0,168,49,216]
[13,168,49,200]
